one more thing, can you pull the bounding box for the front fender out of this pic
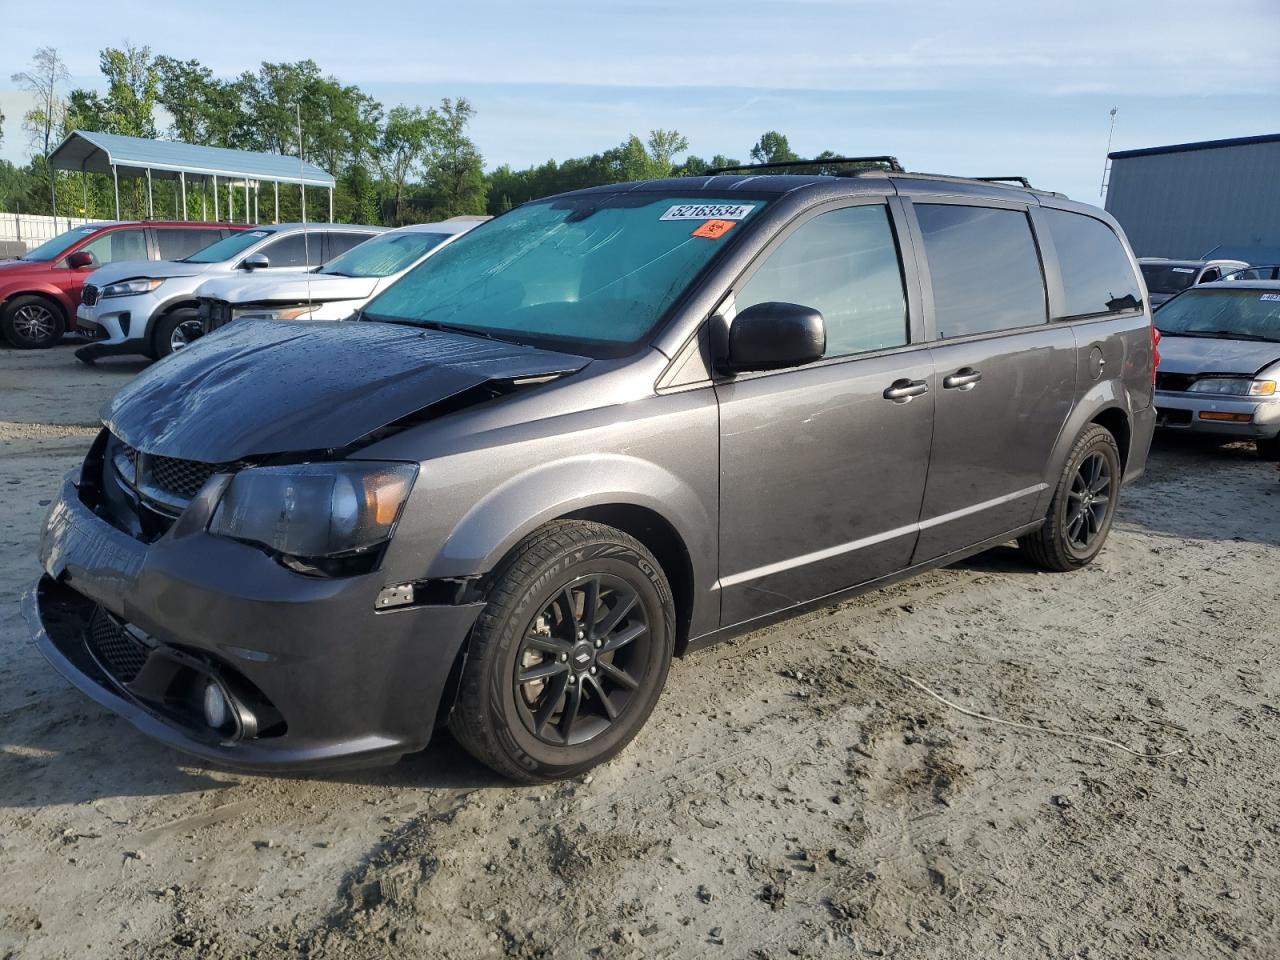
[426,452,715,588]
[0,280,70,315]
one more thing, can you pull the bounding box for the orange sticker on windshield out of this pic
[691,219,736,240]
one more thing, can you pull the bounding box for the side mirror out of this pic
[66,250,96,269]
[241,253,270,271]
[723,301,826,372]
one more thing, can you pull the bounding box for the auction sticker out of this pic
[1261,293,1280,302]
[661,203,756,221]
[691,220,736,240]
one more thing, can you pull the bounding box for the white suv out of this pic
[75,223,385,362]
[195,218,485,333]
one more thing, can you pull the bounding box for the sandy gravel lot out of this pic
[1,345,1277,959]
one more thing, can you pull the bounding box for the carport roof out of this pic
[48,130,335,188]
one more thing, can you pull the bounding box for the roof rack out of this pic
[705,155,905,175]
[973,176,1035,189]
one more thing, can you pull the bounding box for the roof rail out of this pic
[973,176,1035,189]
[705,155,905,175]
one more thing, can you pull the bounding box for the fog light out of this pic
[203,682,228,729]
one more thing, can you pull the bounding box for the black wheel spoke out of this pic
[532,673,569,735]
[587,675,618,720]
[594,591,638,639]
[558,586,578,636]
[559,679,583,742]
[519,660,569,683]
[524,634,571,655]
[602,620,646,654]
[598,659,640,691]
[581,577,599,638]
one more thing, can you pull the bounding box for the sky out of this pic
[2,0,1279,206]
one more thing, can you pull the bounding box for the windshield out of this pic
[362,194,767,352]
[321,231,452,278]
[1141,263,1199,295]
[1155,288,1280,343]
[21,226,104,262]
[183,229,271,263]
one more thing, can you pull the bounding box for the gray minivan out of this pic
[29,161,1157,782]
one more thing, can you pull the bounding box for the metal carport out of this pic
[47,130,336,224]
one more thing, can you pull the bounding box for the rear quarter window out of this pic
[1042,209,1143,317]
[915,204,1047,339]
[155,228,223,261]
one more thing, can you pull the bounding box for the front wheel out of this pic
[448,520,675,782]
[152,309,203,359]
[1019,424,1122,571]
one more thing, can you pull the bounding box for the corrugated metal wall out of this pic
[1104,140,1280,260]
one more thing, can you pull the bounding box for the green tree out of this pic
[645,129,689,177]
[749,130,798,168]
[374,105,435,225]
[99,43,160,138]
[421,97,485,218]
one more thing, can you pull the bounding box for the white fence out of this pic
[0,213,110,252]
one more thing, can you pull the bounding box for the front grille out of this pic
[150,455,223,500]
[86,607,150,683]
[81,284,100,307]
[113,439,239,512]
[1156,372,1198,393]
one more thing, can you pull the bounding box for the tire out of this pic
[1257,435,1280,463]
[448,520,675,783]
[1,295,65,349]
[1019,424,1122,572]
[151,308,203,359]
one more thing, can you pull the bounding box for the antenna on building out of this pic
[1099,107,1118,200]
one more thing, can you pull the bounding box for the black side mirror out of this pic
[723,301,825,372]
[241,253,270,271]
[66,250,96,269]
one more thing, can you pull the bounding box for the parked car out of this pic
[1221,264,1280,282]
[28,165,1156,783]
[1152,280,1280,459]
[74,223,386,362]
[0,221,241,349]
[1138,257,1250,308]
[195,218,486,334]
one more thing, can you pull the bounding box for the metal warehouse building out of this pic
[1104,132,1280,263]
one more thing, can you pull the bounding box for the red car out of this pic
[0,221,245,349]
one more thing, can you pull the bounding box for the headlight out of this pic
[209,461,417,559]
[100,278,165,298]
[1187,378,1276,396]
[233,303,319,321]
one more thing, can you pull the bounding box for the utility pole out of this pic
[1099,107,1118,200]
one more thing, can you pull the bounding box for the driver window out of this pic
[76,228,148,265]
[736,205,908,358]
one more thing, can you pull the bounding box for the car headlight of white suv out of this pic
[100,278,166,298]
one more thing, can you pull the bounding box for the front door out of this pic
[904,199,1077,561]
[716,200,935,626]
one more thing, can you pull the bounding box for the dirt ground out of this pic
[1,345,1277,960]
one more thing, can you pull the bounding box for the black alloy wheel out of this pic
[1065,451,1112,550]
[1019,423,1121,571]
[514,573,650,746]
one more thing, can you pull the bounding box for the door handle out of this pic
[883,378,929,402]
[943,368,983,391]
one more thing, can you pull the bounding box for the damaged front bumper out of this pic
[27,472,484,772]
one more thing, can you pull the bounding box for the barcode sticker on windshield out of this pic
[661,203,756,222]
[1172,267,1195,273]
[1260,293,1280,301]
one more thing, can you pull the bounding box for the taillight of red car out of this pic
[1151,325,1161,385]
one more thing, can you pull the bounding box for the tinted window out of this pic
[256,233,319,268]
[1042,209,1143,317]
[916,204,1047,338]
[736,205,907,358]
[324,232,376,261]
[155,228,222,261]
[1140,263,1198,295]
[79,228,149,265]
[185,229,273,263]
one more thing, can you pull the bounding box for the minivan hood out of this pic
[1156,333,1280,376]
[88,259,212,285]
[104,319,588,462]
[198,272,377,305]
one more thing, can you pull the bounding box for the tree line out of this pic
[2,45,841,227]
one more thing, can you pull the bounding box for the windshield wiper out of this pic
[1173,329,1277,342]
